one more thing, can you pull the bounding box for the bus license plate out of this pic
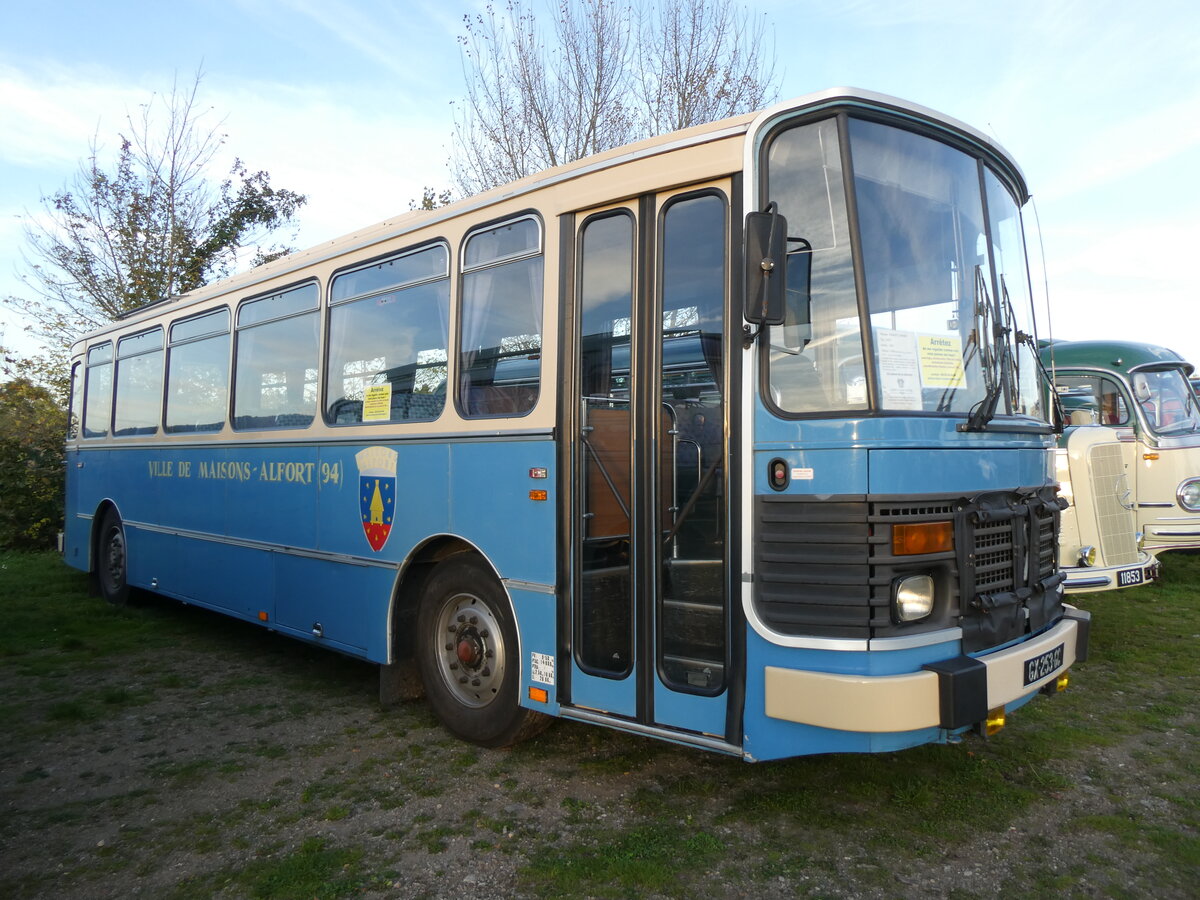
[1024,643,1065,686]
[1117,567,1144,587]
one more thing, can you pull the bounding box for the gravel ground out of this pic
[1,586,1196,899]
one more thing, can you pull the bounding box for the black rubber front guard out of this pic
[921,607,1092,731]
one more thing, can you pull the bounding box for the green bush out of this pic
[0,378,65,549]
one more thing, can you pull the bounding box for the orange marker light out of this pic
[892,521,954,556]
[529,687,549,703]
[258,610,269,622]
[529,489,548,501]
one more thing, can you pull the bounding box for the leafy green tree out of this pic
[0,72,307,548]
[0,376,65,549]
[4,71,307,353]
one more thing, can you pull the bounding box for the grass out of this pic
[1,549,1197,898]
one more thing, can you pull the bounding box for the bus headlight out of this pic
[1078,545,1097,567]
[1178,479,1200,512]
[892,575,934,623]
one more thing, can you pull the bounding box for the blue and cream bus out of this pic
[64,88,1089,760]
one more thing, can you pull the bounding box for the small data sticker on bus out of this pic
[1023,643,1064,686]
[1117,567,1144,588]
[530,652,555,686]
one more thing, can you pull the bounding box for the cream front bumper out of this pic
[1062,553,1159,593]
[765,608,1091,734]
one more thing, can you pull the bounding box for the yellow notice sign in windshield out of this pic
[918,335,966,388]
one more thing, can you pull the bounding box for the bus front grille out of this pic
[754,487,1065,651]
[1088,443,1139,566]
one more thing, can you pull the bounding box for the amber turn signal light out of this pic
[892,521,954,556]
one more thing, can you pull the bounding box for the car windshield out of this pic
[763,115,1043,422]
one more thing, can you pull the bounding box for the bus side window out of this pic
[166,309,231,434]
[114,328,164,437]
[68,361,82,440]
[1099,377,1129,426]
[459,217,544,418]
[326,244,450,425]
[83,342,113,438]
[1059,374,1129,427]
[233,284,319,430]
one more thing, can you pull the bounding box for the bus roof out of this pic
[80,86,1028,348]
[1041,339,1195,376]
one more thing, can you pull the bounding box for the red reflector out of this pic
[892,521,954,556]
[769,459,789,490]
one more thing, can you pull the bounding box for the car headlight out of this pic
[1179,479,1200,512]
[893,574,934,623]
[1078,545,1097,567]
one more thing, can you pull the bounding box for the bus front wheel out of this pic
[417,555,548,747]
[96,510,131,605]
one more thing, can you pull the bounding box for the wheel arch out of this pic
[89,499,123,577]
[387,534,506,664]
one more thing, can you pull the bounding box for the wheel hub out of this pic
[435,595,506,709]
[456,632,484,668]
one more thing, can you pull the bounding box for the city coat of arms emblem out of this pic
[355,447,398,552]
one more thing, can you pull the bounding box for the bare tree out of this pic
[638,0,776,135]
[450,0,777,195]
[5,71,306,354]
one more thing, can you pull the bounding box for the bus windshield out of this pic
[1132,367,1200,435]
[764,116,1043,422]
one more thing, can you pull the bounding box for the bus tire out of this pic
[96,509,131,606]
[417,555,549,748]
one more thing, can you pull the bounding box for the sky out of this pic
[1,0,1198,370]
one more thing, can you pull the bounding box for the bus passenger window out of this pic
[83,342,113,438]
[233,283,319,430]
[114,328,164,437]
[459,217,543,417]
[166,309,230,433]
[326,244,450,425]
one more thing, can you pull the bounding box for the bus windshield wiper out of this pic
[962,275,1056,434]
[961,267,1004,432]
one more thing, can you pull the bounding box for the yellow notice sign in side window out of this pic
[362,383,392,422]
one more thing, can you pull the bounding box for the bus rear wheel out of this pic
[417,555,548,748]
[96,510,131,605]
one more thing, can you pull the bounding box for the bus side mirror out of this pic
[744,207,788,325]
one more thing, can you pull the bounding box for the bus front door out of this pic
[566,185,735,747]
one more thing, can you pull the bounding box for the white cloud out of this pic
[1035,93,1200,202]
[0,62,147,175]
[1041,215,1200,365]
[203,79,455,245]
[0,58,458,275]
